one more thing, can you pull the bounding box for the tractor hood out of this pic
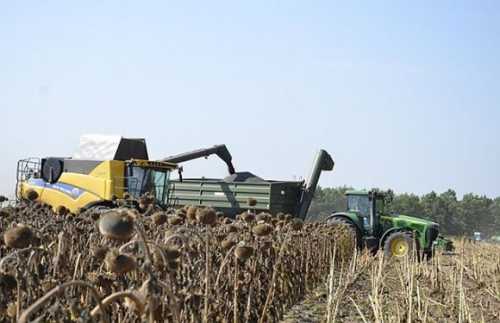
[392,214,438,227]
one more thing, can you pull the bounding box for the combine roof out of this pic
[73,134,149,161]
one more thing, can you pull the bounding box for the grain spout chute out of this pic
[297,149,335,219]
[161,144,235,175]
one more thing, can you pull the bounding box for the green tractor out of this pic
[328,190,443,258]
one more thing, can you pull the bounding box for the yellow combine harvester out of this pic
[16,135,177,213]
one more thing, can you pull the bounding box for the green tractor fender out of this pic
[327,212,363,231]
[327,212,364,249]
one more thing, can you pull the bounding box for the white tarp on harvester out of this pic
[73,134,149,161]
[73,134,123,160]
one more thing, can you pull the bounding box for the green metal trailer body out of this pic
[167,178,304,217]
[163,148,334,219]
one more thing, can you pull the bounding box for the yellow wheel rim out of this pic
[390,238,409,257]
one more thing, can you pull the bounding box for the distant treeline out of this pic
[309,186,500,237]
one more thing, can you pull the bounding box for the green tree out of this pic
[419,190,463,235]
[309,186,351,221]
[389,193,424,218]
[420,191,441,223]
[459,193,494,236]
[490,197,500,236]
[439,190,462,235]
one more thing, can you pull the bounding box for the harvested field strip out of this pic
[282,240,500,323]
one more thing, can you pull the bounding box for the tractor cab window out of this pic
[347,195,370,218]
[126,166,170,205]
[375,197,385,215]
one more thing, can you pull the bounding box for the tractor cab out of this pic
[346,190,385,236]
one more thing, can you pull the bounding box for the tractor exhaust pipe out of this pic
[368,191,381,236]
[297,149,334,220]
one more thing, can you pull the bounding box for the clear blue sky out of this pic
[1,1,499,198]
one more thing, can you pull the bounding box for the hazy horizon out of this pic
[2,1,499,199]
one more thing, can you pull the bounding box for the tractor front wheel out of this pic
[383,231,416,259]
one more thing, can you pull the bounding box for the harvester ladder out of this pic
[15,158,41,200]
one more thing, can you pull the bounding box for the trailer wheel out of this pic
[383,231,416,259]
[327,217,361,249]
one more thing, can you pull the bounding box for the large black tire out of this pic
[383,231,417,259]
[327,217,361,249]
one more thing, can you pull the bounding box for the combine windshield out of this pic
[126,166,170,205]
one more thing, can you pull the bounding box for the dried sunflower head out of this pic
[98,209,135,241]
[4,224,33,249]
[104,249,137,274]
[234,243,254,260]
[196,207,217,225]
[151,212,167,225]
[252,223,274,237]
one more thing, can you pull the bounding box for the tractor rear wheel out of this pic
[383,231,416,259]
[327,217,361,249]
